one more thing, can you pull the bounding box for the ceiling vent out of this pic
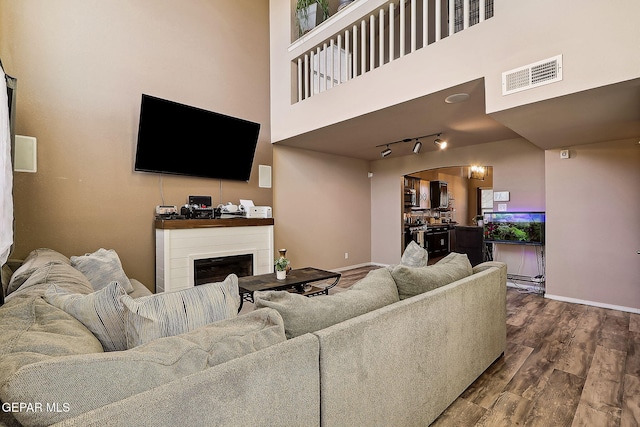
[502,55,563,95]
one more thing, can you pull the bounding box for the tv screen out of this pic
[134,94,260,181]
[483,212,545,245]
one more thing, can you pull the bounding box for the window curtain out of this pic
[0,64,13,266]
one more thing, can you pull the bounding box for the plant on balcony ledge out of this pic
[296,0,330,36]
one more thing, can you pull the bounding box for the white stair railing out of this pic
[293,0,493,103]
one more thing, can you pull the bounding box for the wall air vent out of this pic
[502,55,563,95]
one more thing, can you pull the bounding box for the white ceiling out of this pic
[275,78,640,161]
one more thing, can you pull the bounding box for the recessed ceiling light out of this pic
[444,93,470,104]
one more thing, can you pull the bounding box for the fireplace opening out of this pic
[194,254,253,285]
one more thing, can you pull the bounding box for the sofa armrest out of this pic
[473,261,507,286]
[50,334,321,427]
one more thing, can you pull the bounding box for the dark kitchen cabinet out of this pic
[430,181,448,209]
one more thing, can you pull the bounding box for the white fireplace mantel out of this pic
[155,218,274,293]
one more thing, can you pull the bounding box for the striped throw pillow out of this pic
[44,281,129,352]
[120,274,240,348]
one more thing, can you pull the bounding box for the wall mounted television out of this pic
[134,94,260,182]
[483,212,545,245]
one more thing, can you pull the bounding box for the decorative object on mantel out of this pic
[275,249,290,280]
[296,0,330,36]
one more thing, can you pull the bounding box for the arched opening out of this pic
[403,165,493,263]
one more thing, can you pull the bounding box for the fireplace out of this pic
[155,220,274,293]
[193,254,253,285]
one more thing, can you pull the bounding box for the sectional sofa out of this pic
[0,245,506,426]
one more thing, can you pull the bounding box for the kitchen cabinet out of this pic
[404,176,421,208]
[430,181,448,209]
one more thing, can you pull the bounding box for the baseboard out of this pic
[545,293,640,314]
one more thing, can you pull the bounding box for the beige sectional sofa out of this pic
[0,246,506,427]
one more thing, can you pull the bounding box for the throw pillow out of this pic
[70,248,134,293]
[6,248,71,296]
[254,267,399,339]
[44,281,129,352]
[391,252,473,300]
[401,240,429,267]
[121,274,240,348]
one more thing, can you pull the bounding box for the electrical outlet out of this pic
[344,252,349,259]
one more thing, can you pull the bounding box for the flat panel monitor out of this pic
[135,94,260,182]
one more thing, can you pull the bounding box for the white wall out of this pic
[545,139,640,312]
[272,145,372,271]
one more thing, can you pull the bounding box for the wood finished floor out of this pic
[336,266,640,427]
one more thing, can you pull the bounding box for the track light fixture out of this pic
[434,138,447,150]
[376,132,446,158]
[412,140,422,154]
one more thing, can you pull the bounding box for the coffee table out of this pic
[237,267,341,310]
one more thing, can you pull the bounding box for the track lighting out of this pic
[376,132,446,158]
[412,140,422,154]
[434,138,447,150]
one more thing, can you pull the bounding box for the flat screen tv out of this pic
[483,212,545,245]
[134,94,260,182]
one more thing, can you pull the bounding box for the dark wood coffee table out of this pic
[237,267,341,310]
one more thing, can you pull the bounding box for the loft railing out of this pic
[291,0,494,103]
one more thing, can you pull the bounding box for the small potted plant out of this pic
[296,0,330,36]
[275,256,290,280]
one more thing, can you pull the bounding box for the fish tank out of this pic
[483,212,545,245]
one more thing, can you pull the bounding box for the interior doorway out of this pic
[402,165,493,258]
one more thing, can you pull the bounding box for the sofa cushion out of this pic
[391,252,473,300]
[44,281,129,352]
[401,240,429,267]
[0,296,104,395]
[121,274,240,348]
[5,261,95,301]
[71,248,134,293]
[1,308,285,427]
[6,248,71,296]
[254,267,400,339]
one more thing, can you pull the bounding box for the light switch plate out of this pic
[493,191,510,202]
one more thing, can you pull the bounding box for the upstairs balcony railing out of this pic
[291,0,494,103]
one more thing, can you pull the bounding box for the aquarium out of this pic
[483,212,545,245]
